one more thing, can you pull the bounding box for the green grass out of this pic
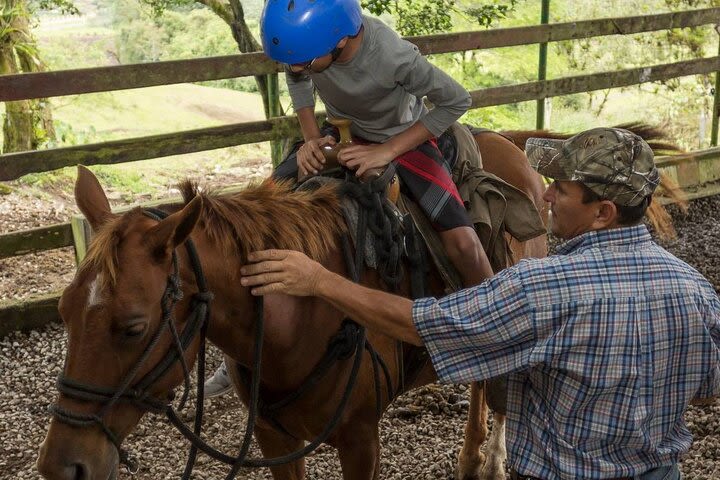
[4,1,715,202]
[49,84,266,142]
[4,83,271,200]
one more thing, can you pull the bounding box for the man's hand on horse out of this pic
[338,143,394,177]
[240,249,325,297]
[298,135,336,176]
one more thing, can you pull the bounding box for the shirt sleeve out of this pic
[381,32,471,137]
[694,294,720,400]
[284,66,316,111]
[412,267,536,384]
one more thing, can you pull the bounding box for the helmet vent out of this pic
[287,0,295,11]
[272,37,280,45]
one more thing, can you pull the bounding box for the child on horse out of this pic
[205,0,495,396]
[266,0,493,287]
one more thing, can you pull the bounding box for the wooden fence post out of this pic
[267,73,283,166]
[711,24,720,146]
[536,0,551,129]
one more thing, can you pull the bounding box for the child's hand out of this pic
[338,144,396,177]
[297,135,336,177]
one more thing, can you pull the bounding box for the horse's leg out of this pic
[455,381,488,480]
[225,359,305,479]
[336,424,381,480]
[253,424,307,480]
[481,412,507,480]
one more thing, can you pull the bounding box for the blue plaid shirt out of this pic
[413,225,720,480]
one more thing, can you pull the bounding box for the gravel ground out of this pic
[1,182,719,480]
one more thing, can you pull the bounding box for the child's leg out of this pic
[439,226,493,287]
[395,140,494,287]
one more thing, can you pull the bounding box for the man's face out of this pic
[542,180,603,239]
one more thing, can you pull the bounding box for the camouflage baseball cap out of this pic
[526,127,660,206]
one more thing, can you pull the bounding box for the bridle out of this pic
[46,205,380,480]
[49,208,213,473]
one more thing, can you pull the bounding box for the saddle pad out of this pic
[299,176,392,269]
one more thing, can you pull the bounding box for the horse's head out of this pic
[38,166,205,480]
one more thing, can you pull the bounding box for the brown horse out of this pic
[37,131,548,480]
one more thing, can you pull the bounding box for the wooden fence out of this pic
[1,8,720,336]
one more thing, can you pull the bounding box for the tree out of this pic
[0,0,74,154]
[553,0,720,147]
[362,0,519,36]
[140,0,281,120]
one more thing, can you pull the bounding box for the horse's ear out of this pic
[75,165,113,231]
[147,196,203,259]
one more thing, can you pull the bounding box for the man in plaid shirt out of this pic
[240,128,720,480]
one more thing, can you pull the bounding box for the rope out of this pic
[48,176,429,478]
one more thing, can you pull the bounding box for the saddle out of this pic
[300,122,545,294]
[300,124,545,406]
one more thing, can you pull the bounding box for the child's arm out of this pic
[339,28,470,175]
[286,70,336,176]
[339,121,432,177]
[295,106,336,176]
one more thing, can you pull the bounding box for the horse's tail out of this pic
[501,123,688,240]
[500,122,683,154]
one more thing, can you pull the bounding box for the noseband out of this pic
[48,208,213,472]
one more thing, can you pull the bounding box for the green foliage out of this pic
[92,165,147,194]
[362,0,519,35]
[33,0,80,15]
[137,0,196,18]
[45,120,100,148]
[110,1,258,90]
[465,0,519,28]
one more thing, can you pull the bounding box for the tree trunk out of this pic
[197,0,284,120]
[16,45,56,143]
[0,0,54,154]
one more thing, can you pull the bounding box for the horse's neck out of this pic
[188,232,350,389]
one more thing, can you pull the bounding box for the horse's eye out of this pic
[124,322,147,338]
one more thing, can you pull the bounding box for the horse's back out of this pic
[473,131,549,260]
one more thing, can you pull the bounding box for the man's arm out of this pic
[240,249,422,345]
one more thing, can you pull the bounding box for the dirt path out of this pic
[1,182,718,479]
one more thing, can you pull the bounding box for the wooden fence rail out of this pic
[0,224,73,260]
[1,8,718,102]
[2,56,718,181]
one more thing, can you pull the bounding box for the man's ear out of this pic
[594,200,619,229]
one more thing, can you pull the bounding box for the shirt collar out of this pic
[555,224,653,255]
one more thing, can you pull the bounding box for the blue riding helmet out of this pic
[261,0,363,65]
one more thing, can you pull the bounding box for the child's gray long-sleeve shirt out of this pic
[285,15,471,143]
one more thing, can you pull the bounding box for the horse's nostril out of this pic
[71,463,87,480]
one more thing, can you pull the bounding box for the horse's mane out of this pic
[501,122,683,155]
[81,179,346,288]
[178,179,346,265]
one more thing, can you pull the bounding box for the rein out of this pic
[49,208,212,473]
[49,175,426,478]
[48,194,400,479]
